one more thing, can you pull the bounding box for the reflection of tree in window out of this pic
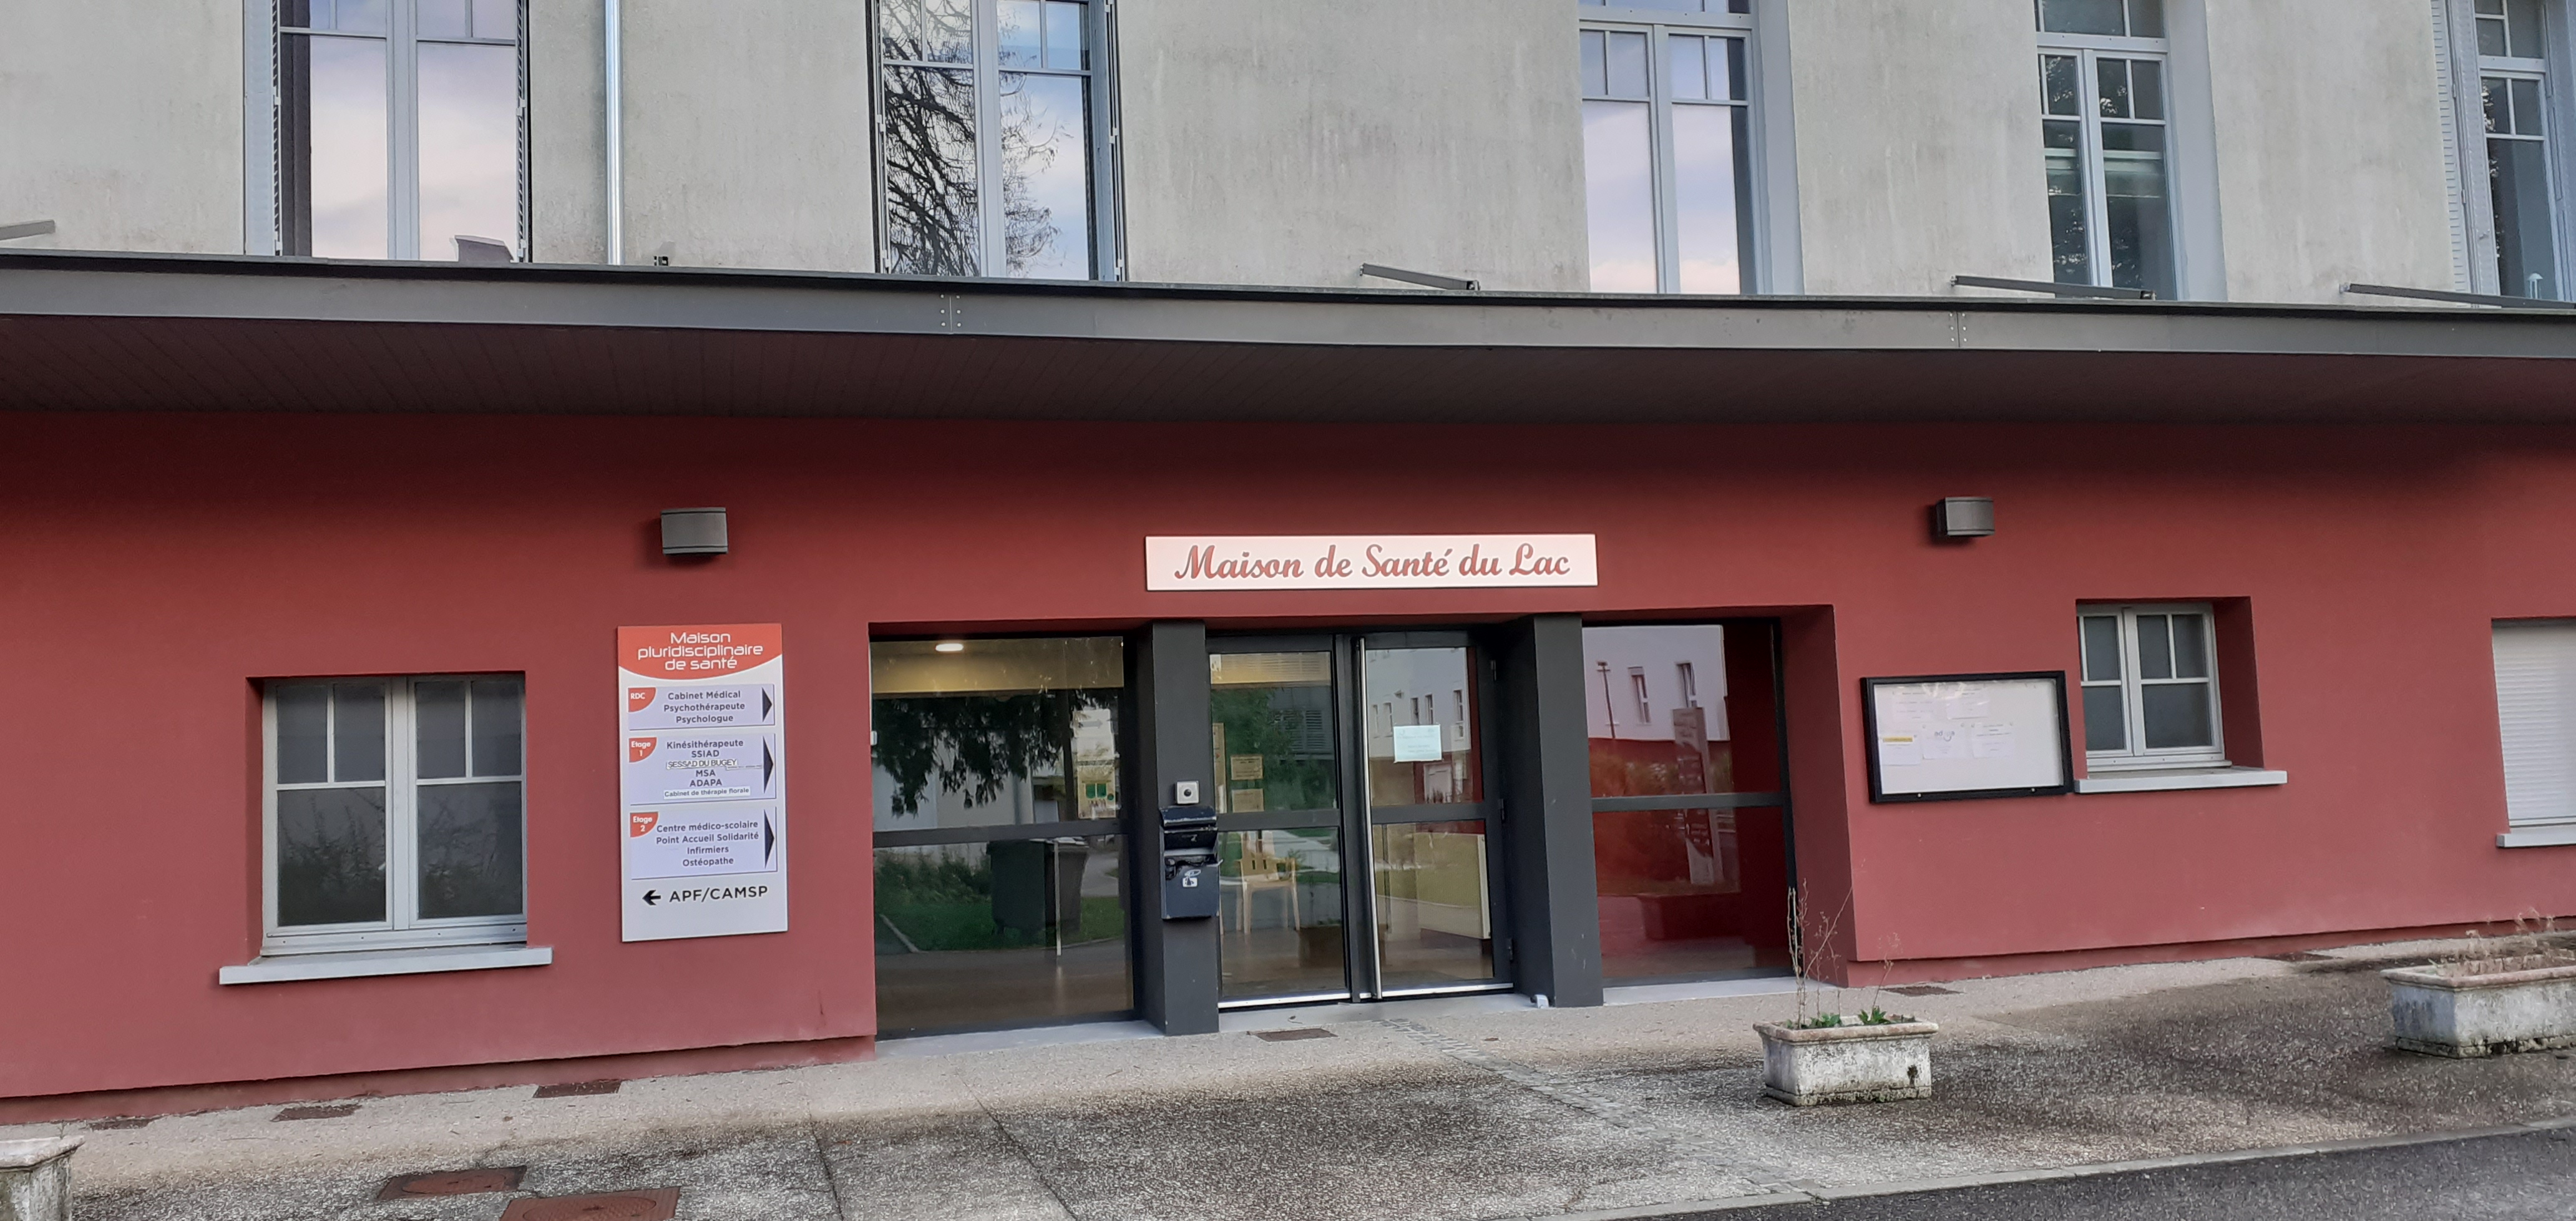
[879,0,1095,279]
[998,74,1074,275]
[873,689,1113,817]
[882,65,981,275]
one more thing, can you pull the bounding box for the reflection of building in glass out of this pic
[1583,625,1730,796]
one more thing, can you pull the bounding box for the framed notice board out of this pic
[1862,672,2073,803]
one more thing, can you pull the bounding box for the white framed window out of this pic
[2036,0,2178,299]
[1676,660,1699,708]
[2492,620,2576,830]
[1578,1,1760,293]
[258,0,529,262]
[2078,604,2224,770]
[2477,0,2565,299]
[262,675,527,954]
[876,0,1118,279]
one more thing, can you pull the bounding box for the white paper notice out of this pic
[1878,734,1923,767]
[1973,723,2017,758]
[1392,723,1443,762]
[1944,692,1991,719]
[1921,726,1972,761]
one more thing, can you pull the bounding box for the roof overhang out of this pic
[7,248,2576,424]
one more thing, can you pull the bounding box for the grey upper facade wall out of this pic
[1115,0,1589,292]
[1,2,245,256]
[0,0,2495,306]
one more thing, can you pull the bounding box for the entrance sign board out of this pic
[1147,534,1598,591]
[617,624,788,941]
[1862,672,2073,803]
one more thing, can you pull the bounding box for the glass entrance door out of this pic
[1209,633,1507,1006]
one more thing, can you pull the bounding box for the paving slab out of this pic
[14,938,2576,1221]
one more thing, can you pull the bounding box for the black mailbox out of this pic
[1159,804,1219,919]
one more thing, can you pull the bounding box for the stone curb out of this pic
[1521,1114,2576,1219]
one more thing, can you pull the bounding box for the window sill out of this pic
[2499,824,2576,848]
[2074,766,2288,794]
[219,943,550,986]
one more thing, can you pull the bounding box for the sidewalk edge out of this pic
[1526,1113,2576,1219]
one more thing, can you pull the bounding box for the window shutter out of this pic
[2430,0,2472,288]
[2492,622,2576,827]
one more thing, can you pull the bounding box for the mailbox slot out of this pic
[1159,803,1219,919]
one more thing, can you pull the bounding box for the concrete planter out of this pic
[1754,1018,1938,1106]
[2384,961,2576,1057]
[0,1136,80,1221]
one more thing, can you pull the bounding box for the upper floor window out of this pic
[1578,1,1757,293]
[877,0,1113,279]
[2478,0,2562,298]
[263,675,528,954]
[273,0,527,261]
[2036,0,2177,299]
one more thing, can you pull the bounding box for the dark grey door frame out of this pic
[1206,630,1513,1004]
[1132,615,1609,1031]
[1493,613,1606,1008]
[1128,620,1219,1035]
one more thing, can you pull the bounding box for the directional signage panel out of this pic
[617,624,788,941]
[621,732,779,803]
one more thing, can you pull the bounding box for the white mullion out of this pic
[1649,27,1682,293]
[2542,54,2574,300]
[2119,607,2148,761]
[974,0,1003,276]
[1092,0,1119,280]
[261,690,283,940]
[388,0,419,260]
[2081,52,2114,287]
[388,678,417,929]
[2193,614,2225,753]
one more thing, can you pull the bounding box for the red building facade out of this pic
[7,255,2575,1114]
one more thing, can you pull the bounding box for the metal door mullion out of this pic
[1342,636,1382,999]
[1475,644,1509,985]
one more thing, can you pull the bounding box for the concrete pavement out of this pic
[9,937,2575,1220]
[1649,1126,2576,1220]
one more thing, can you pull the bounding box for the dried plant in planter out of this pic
[2436,914,2576,978]
[1783,885,1846,1027]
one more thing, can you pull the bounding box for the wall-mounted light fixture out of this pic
[934,642,965,654]
[1931,497,1994,541]
[660,508,728,556]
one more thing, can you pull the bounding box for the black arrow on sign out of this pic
[761,689,774,720]
[763,738,777,788]
[642,890,661,906]
[763,813,777,868]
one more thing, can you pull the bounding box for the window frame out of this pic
[248,0,530,261]
[2077,602,2227,772]
[1578,2,1770,295]
[260,674,529,956]
[2478,0,2569,299]
[2036,10,2179,298]
[871,0,1124,281]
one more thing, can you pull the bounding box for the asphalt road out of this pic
[1671,1129,2576,1220]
